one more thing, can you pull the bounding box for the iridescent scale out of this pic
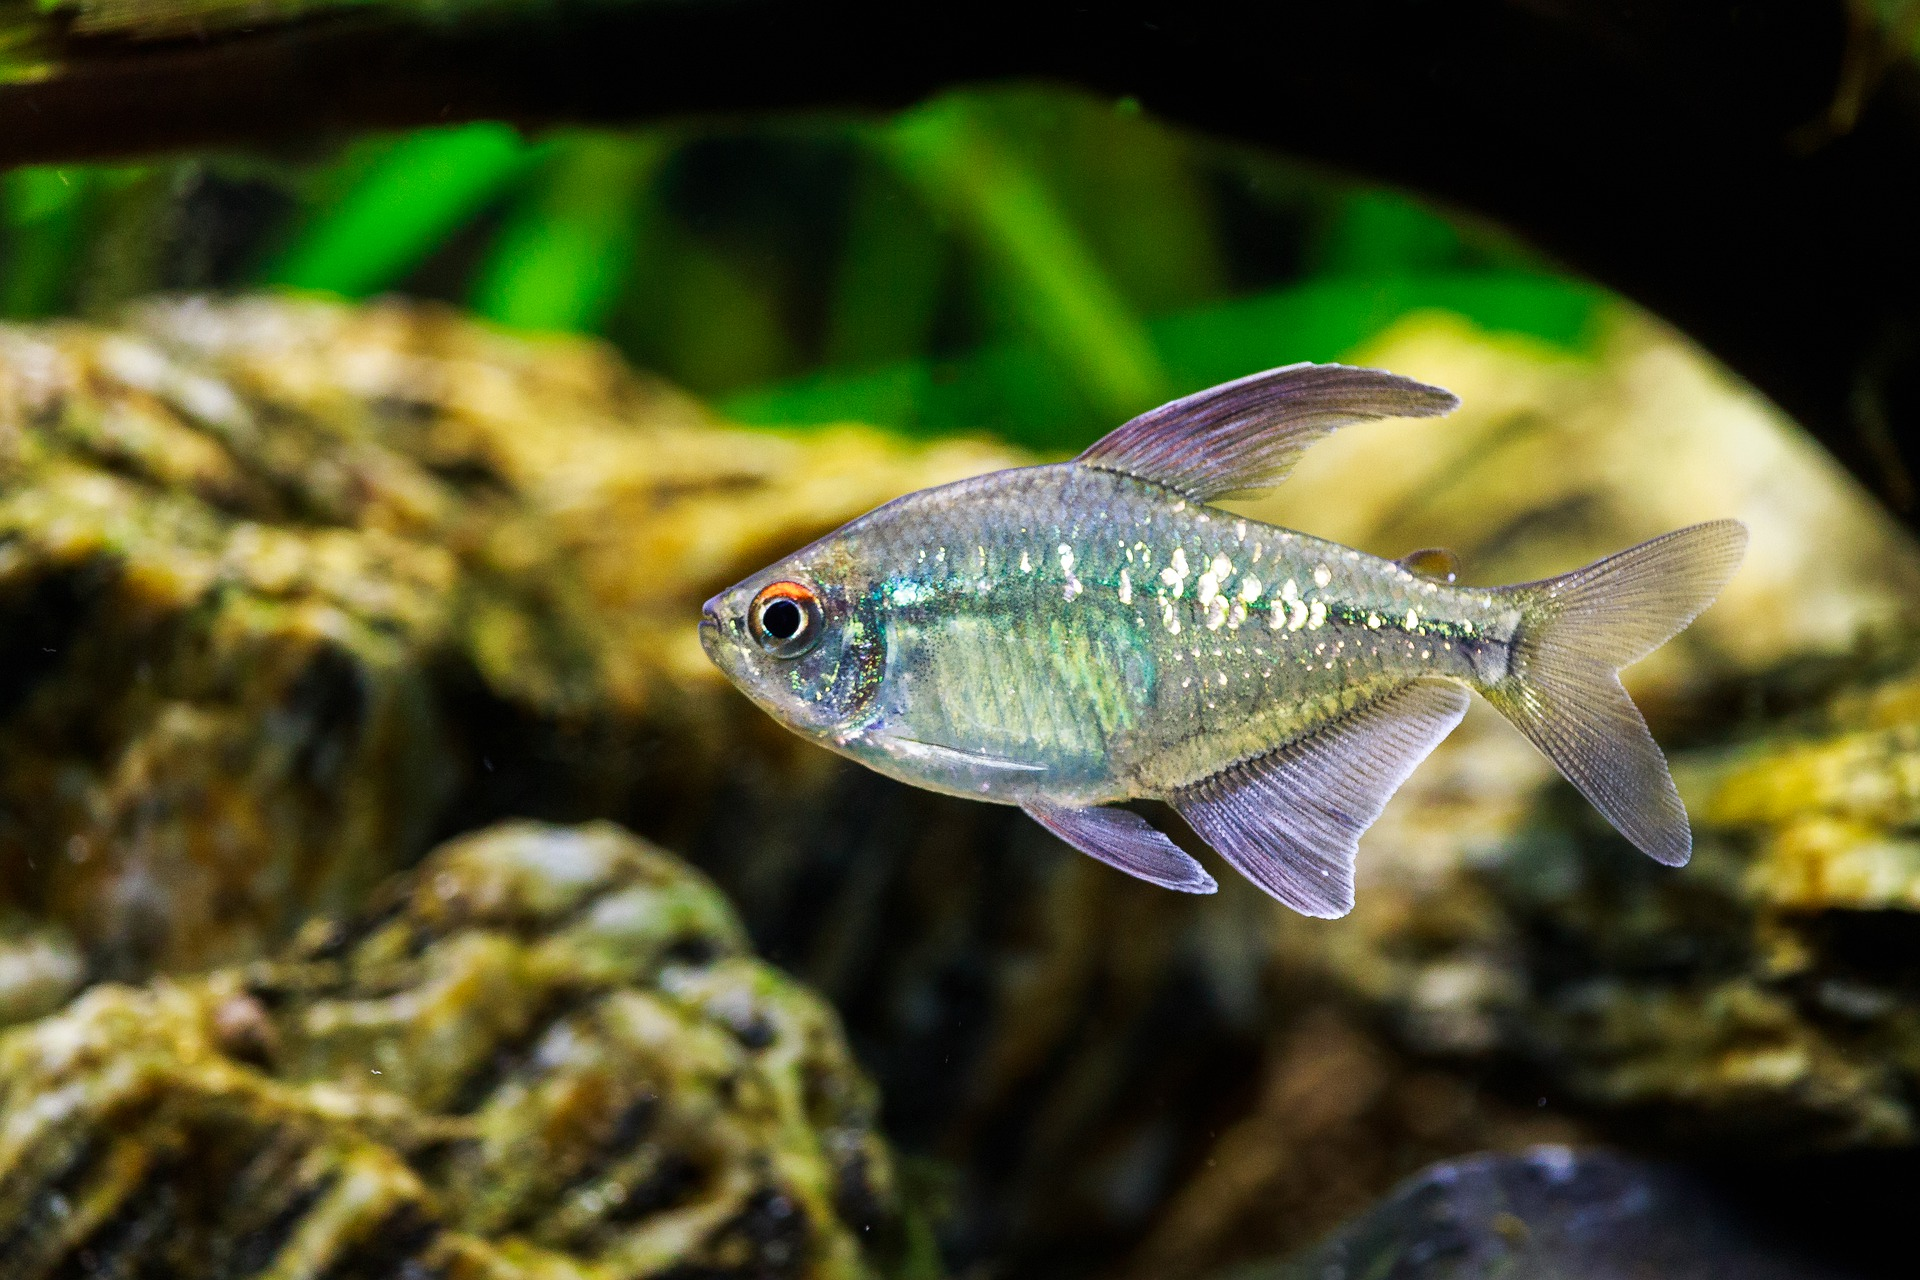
[851,464,1520,802]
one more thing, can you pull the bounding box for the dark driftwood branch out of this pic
[3,1,1918,520]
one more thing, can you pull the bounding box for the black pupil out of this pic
[762,598,804,642]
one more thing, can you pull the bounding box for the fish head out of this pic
[700,538,887,741]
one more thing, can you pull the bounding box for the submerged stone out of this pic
[1252,315,1920,1149]
[1234,1147,1852,1280]
[0,910,82,1027]
[0,294,1020,979]
[0,820,905,1279]
[6,297,1920,1278]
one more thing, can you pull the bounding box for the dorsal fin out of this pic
[1076,363,1459,502]
[1398,547,1460,583]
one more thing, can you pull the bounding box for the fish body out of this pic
[820,463,1510,802]
[702,365,1746,916]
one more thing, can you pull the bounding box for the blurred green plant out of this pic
[721,108,1593,450]
[1868,0,1920,59]
[262,122,543,296]
[722,271,1601,451]
[823,158,950,370]
[882,97,1169,423]
[469,131,670,331]
[1,163,153,318]
[1,85,1609,451]
[1312,190,1467,276]
[0,167,88,318]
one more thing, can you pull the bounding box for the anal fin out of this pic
[1024,800,1217,894]
[1173,681,1469,917]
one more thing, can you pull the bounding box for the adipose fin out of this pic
[1398,546,1461,583]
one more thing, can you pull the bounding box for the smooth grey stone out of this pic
[1225,1146,1856,1280]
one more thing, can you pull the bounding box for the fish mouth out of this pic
[697,599,724,665]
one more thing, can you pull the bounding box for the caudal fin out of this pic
[1481,520,1748,866]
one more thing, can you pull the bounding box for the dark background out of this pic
[4,0,1917,516]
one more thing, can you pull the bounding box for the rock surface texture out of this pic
[1256,316,1920,1152]
[0,294,1016,978]
[1236,1147,1854,1280]
[6,296,1920,1278]
[0,820,905,1279]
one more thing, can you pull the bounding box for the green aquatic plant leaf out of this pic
[957,87,1226,318]
[1310,190,1465,277]
[1,166,91,318]
[823,157,950,370]
[722,271,1601,451]
[882,97,1170,423]
[1,164,149,318]
[261,122,542,296]
[470,131,670,333]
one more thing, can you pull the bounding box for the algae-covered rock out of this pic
[8,295,1920,1279]
[0,819,905,1279]
[1246,314,1920,1152]
[0,294,1017,978]
[1294,654,1920,1152]
[0,910,82,1027]
[1102,312,1920,1274]
[0,293,1229,1274]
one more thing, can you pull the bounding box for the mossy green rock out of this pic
[1254,316,1920,1151]
[0,819,904,1279]
[0,908,82,1027]
[0,294,1017,979]
[9,296,1920,1279]
[1101,314,1920,1276]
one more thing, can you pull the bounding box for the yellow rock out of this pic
[0,294,1022,974]
[0,820,901,1279]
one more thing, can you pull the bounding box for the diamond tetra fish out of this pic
[699,364,1746,917]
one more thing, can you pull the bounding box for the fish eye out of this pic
[749,581,823,657]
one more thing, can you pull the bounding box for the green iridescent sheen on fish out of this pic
[702,365,1747,917]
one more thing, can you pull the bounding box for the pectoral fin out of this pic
[1172,681,1469,917]
[869,734,1047,774]
[1023,800,1217,894]
[1076,363,1458,501]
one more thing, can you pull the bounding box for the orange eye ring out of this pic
[749,581,824,658]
